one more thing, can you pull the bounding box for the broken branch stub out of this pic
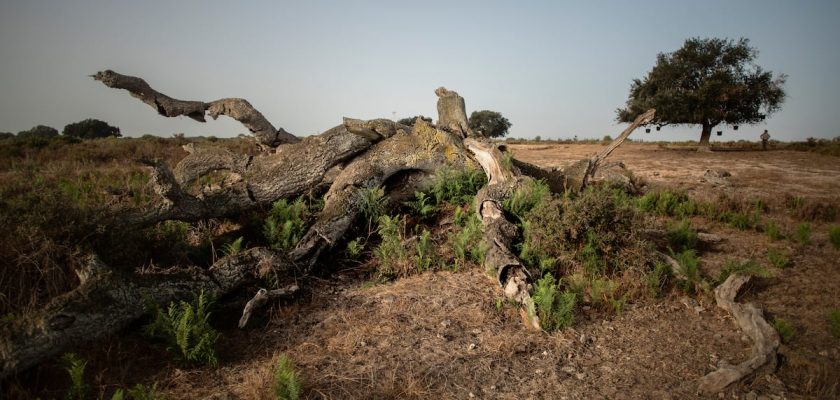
[435,87,475,138]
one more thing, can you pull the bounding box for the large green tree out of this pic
[63,118,121,139]
[468,110,511,138]
[617,37,786,150]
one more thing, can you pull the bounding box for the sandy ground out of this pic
[9,143,840,399]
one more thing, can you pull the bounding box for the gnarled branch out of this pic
[93,70,298,146]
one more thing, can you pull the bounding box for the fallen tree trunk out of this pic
[2,71,655,378]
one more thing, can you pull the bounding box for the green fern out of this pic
[144,291,220,366]
[61,352,88,400]
[530,273,576,331]
[222,236,245,257]
[263,198,309,251]
[274,354,302,400]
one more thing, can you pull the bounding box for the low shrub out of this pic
[828,309,840,339]
[829,225,840,250]
[767,249,792,269]
[717,259,771,284]
[794,222,811,245]
[666,220,698,252]
[764,219,783,241]
[772,317,795,344]
[672,249,701,294]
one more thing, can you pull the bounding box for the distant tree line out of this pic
[0,118,121,140]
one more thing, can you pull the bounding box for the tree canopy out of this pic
[468,110,511,138]
[617,37,786,149]
[63,118,121,139]
[17,125,58,139]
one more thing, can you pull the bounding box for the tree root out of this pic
[697,274,780,394]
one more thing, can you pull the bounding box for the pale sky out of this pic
[1,0,838,141]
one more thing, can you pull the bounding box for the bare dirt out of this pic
[10,144,840,399]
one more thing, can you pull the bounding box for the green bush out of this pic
[645,261,672,298]
[264,198,309,251]
[144,291,220,366]
[728,212,759,230]
[718,259,771,284]
[767,249,791,269]
[530,273,576,331]
[273,354,302,400]
[829,225,840,250]
[673,249,700,294]
[62,353,89,400]
[503,179,550,222]
[772,317,795,344]
[828,309,840,339]
[794,222,811,245]
[666,220,698,252]
[764,219,782,241]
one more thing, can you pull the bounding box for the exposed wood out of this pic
[238,285,299,329]
[697,274,780,393]
[464,138,540,329]
[92,70,298,146]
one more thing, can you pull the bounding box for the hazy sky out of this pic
[1,0,838,141]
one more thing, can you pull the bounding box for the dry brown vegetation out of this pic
[2,137,839,399]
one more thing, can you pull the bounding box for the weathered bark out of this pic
[119,125,373,226]
[290,118,476,267]
[697,274,780,393]
[0,248,296,378]
[93,70,298,146]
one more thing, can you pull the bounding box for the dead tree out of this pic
[1,71,773,393]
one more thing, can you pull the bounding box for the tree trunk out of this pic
[698,122,713,152]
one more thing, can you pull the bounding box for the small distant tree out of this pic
[0,132,14,140]
[397,115,433,126]
[63,119,121,139]
[468,110,511,138]
[17,125,58,139]
[617,37,786,151]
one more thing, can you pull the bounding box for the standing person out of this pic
[760,129,770,150]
